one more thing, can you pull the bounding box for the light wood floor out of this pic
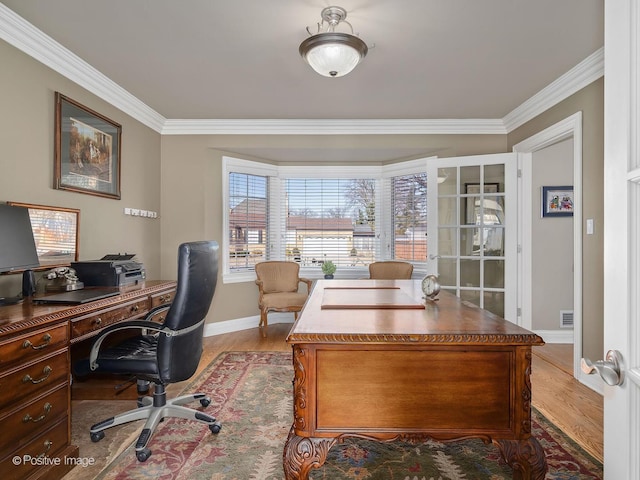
[531,343,603,462]
[171,326,603,464]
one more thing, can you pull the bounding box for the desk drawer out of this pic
[0,351,69,412]
[70,299,149,340]
[0,323,68,369]
[0,417,70,480]
[151,290,174,308]
[0,385,68,459]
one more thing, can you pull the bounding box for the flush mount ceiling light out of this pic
[299,6,368,78]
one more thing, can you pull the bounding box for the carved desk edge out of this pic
[0,280,177,336]
[286,332,545,345]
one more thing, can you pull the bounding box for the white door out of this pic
[594,1,640,477]
[427,153,517,322]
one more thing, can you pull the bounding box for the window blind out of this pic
[228,172,268,271]
[281,178,377,270]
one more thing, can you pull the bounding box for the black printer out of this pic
[72,254,146,287]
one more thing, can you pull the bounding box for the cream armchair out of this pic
[255,261,312,336]
[368,261,414,279]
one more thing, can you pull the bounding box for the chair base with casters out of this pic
[90,382,221,462]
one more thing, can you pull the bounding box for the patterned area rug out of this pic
[70,351,602,480]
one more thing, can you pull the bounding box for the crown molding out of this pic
[161,118,507,135]
[0,3,166,133]
[502,47,604,132]
[2,3,603,137]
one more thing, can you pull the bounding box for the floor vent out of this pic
[560,310,574,328]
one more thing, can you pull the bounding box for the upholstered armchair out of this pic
[255,261,312,336]
[368,261,414,279]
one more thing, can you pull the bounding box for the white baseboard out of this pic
[204,312,295,337]
[533,329,574,344]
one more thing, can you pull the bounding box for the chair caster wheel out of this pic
[200,397,211,408]
[209,422,222,434]
[90,431,105,443]
[136,448,151,462]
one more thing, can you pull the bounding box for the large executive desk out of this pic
[0,280,176,480]
[284,280,547,480]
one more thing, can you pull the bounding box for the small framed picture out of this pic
[7,202,80,268]
[54,92,121,199]
[542,186,574,217]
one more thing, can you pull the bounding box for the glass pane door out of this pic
[427,154,517,321]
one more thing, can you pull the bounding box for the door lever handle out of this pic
[581,349,624,386]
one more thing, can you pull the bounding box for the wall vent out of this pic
[560,310,574,328]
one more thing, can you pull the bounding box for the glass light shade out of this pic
[300,32,368,78]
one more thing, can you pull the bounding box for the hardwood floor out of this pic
[531,343,603,463]
[171,326,604,464]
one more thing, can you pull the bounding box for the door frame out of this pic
[512,112,596,392]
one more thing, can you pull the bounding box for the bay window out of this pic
[223,156,428,282]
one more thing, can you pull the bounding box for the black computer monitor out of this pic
[0,203,40,305]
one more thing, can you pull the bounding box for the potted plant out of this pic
[321,260,336,279]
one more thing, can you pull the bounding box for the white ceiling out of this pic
[1,0,604,161]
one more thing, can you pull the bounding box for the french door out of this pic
[426,153,517,322]
[599,1,640,477]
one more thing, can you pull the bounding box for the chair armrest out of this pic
[89,320,167,371]
[299,277,313,291]
[255,279,266,303]
[144,303,172,321]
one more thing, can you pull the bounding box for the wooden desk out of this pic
[0,280,176,480]
[283,280,547,480]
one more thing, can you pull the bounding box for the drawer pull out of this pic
[36,440,53,458]
[22,333,52,350]
[93,317,102,326]
[23,366,52,384]
[23,402,52,423]
[131,305,139,313]
[160,294,171,303]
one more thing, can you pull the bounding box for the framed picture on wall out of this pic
[541,186,574,217]
[7,202,80,268]
[54,92,121,199]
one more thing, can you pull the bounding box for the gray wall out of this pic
[531,138,574,331]
[0,41,162,297]
[508,78,604,361]
[159,135,508,323]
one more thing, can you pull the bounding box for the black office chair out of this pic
[81,241,221,462]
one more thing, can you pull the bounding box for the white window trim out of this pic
[222,156,433,283]
[222,156,277,284]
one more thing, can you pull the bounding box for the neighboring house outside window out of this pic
[222,157,428,282]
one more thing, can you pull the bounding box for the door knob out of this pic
[581,349,624,386]
[429,254,441,260]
